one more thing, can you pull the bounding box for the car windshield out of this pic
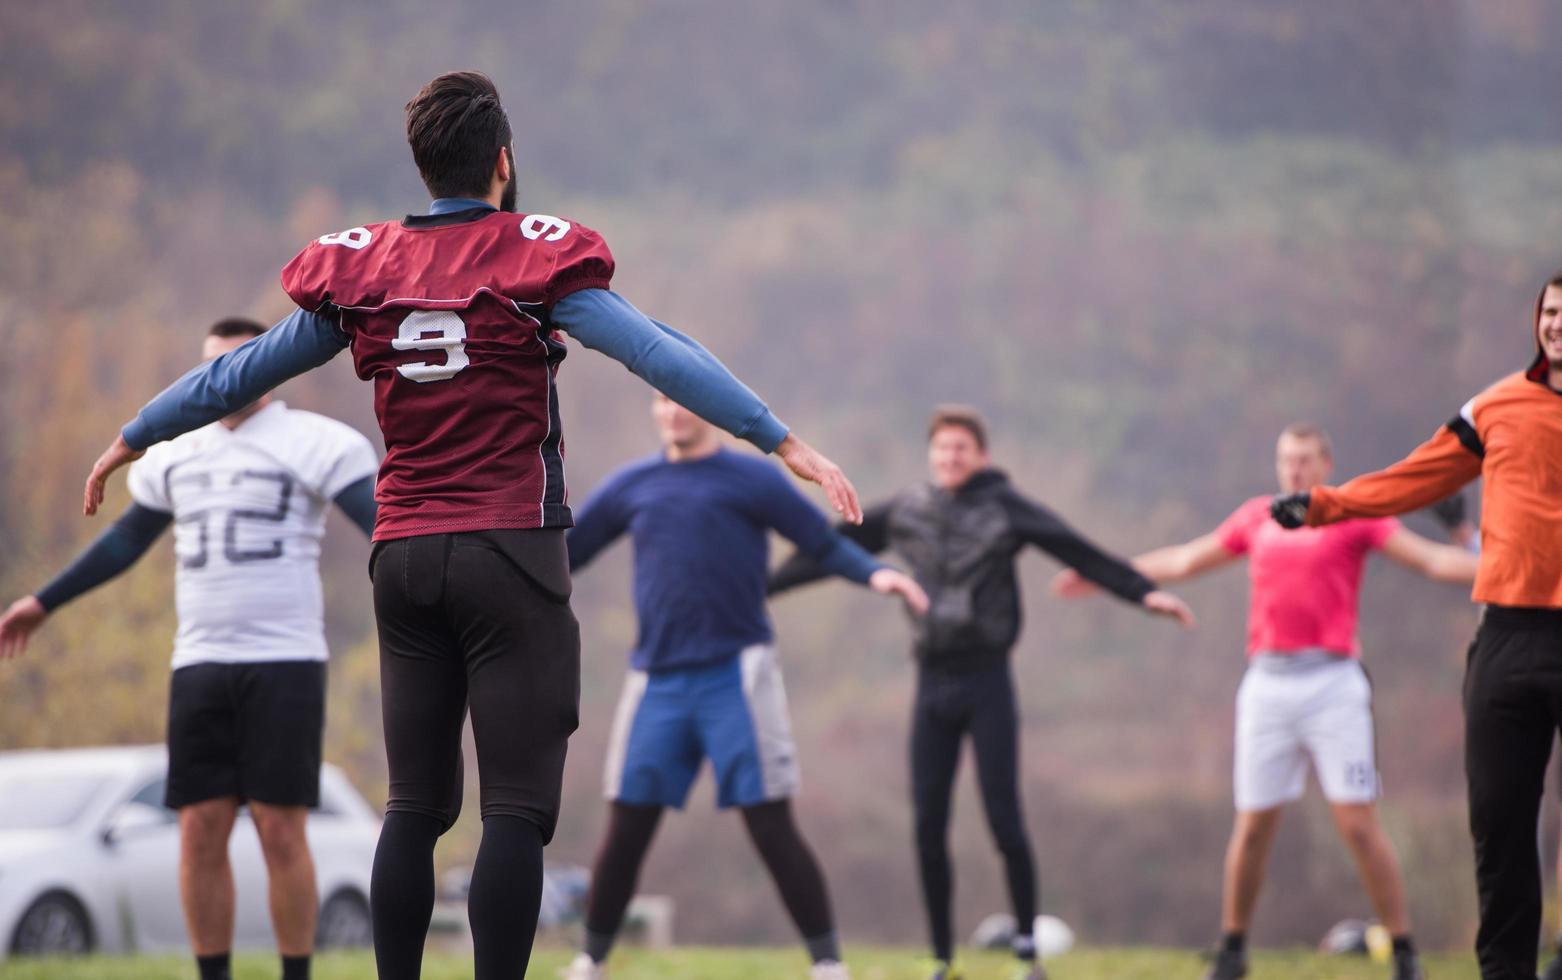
[0,773,108,830]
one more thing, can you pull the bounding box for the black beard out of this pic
[500,176,517,213]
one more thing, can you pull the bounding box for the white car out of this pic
[0,745,379,960]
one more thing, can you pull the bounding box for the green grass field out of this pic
[0,946,1479,980]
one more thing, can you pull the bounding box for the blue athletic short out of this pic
[602,644,799,809]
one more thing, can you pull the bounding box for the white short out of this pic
[1233,653,1379,812]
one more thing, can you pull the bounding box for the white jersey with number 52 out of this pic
[126,402,379,669]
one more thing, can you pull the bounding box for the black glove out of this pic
[1270,491,1311,529]
[1428,494,1467,530]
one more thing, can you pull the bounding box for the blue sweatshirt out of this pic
[568,448,883,672]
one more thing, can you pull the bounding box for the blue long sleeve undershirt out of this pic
[120,202,788,453]
[550,289,788,451]
[34,476,377,612]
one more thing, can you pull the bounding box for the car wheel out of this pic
[316,889,372,949]
[10,891,93,956]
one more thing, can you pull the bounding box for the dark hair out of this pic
[405,71,513,199]
[926,405,989,450]
[1280,421,1333,459]
[207,317,267,340]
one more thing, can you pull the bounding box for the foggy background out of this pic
[4,0,1562,951]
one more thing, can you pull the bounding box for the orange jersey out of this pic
[1306,370,1562,608]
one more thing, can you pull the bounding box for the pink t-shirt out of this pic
[1215,496,1401,657]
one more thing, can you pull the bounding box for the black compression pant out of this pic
[911,660,1036,963]
[583,799,837,960]
[1464,607,1562,980]
[368,530,579,980]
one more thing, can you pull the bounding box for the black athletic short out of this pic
[165,660,327,809]
[371,528,579,842]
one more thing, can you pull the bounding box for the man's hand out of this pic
[869,568,929,615]
[1270,491,1311,530]
[1049,568,1100,599]
[0,597,48,659]
[1143,590,1195,628]
[1428,493,1467,531]
[83,434,144,516]
[775,434,863,524]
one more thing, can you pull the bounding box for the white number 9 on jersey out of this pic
[393,311,469,383]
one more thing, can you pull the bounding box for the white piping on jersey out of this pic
[1459,396,1478,429]
[335,286,544,323]
[538,356,549,512]
[553,360,568,506]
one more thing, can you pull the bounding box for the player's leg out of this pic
[179,797,241,975]
[966,663,1039,973]
[250,803,316,974]
[572,666,699,972]
[565,802,666,978]
[1465,612,1558,980]
[1220,807,1284,934]
[708,645,843,971]
[1209,661,1307,979]
[1547,789,1562,980]
[740,801,840,963]
[446,531,580,980]
[1304,658,1421,978]
[1327,803,1408,933]
[165,663,244,980]
[239,660,327,979]
[911,668,965,969]
[368,536,470,980]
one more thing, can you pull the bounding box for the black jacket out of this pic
[769,469,1154,671]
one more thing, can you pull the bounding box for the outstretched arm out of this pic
[761,479,929,614]
[1377,527,1480,584]
[1133,534,1240,584]
[1007,490,1194,627]
[331,476,377,539]
[1,503,172,659]
[565,475,633,574]
[768,502,893,596]
[1272,421,1483,529]
[553,289,861,522]
[85,310,349,515]
[1052,533,1238,597]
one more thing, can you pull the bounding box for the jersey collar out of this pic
[429,197,496,215]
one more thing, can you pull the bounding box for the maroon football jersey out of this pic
[281,208,613,540]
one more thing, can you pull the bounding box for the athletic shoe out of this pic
[1542,948,1562,980]
[1202,947,1248,980]
[1390,948,1423,980]
[810,961,851,980]
[561,953,606,980]
[919,959,963,980]
[1010,963,1048,980]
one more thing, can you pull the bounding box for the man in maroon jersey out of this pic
[80,71,862,980]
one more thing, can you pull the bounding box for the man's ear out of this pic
[496,146,513,184]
